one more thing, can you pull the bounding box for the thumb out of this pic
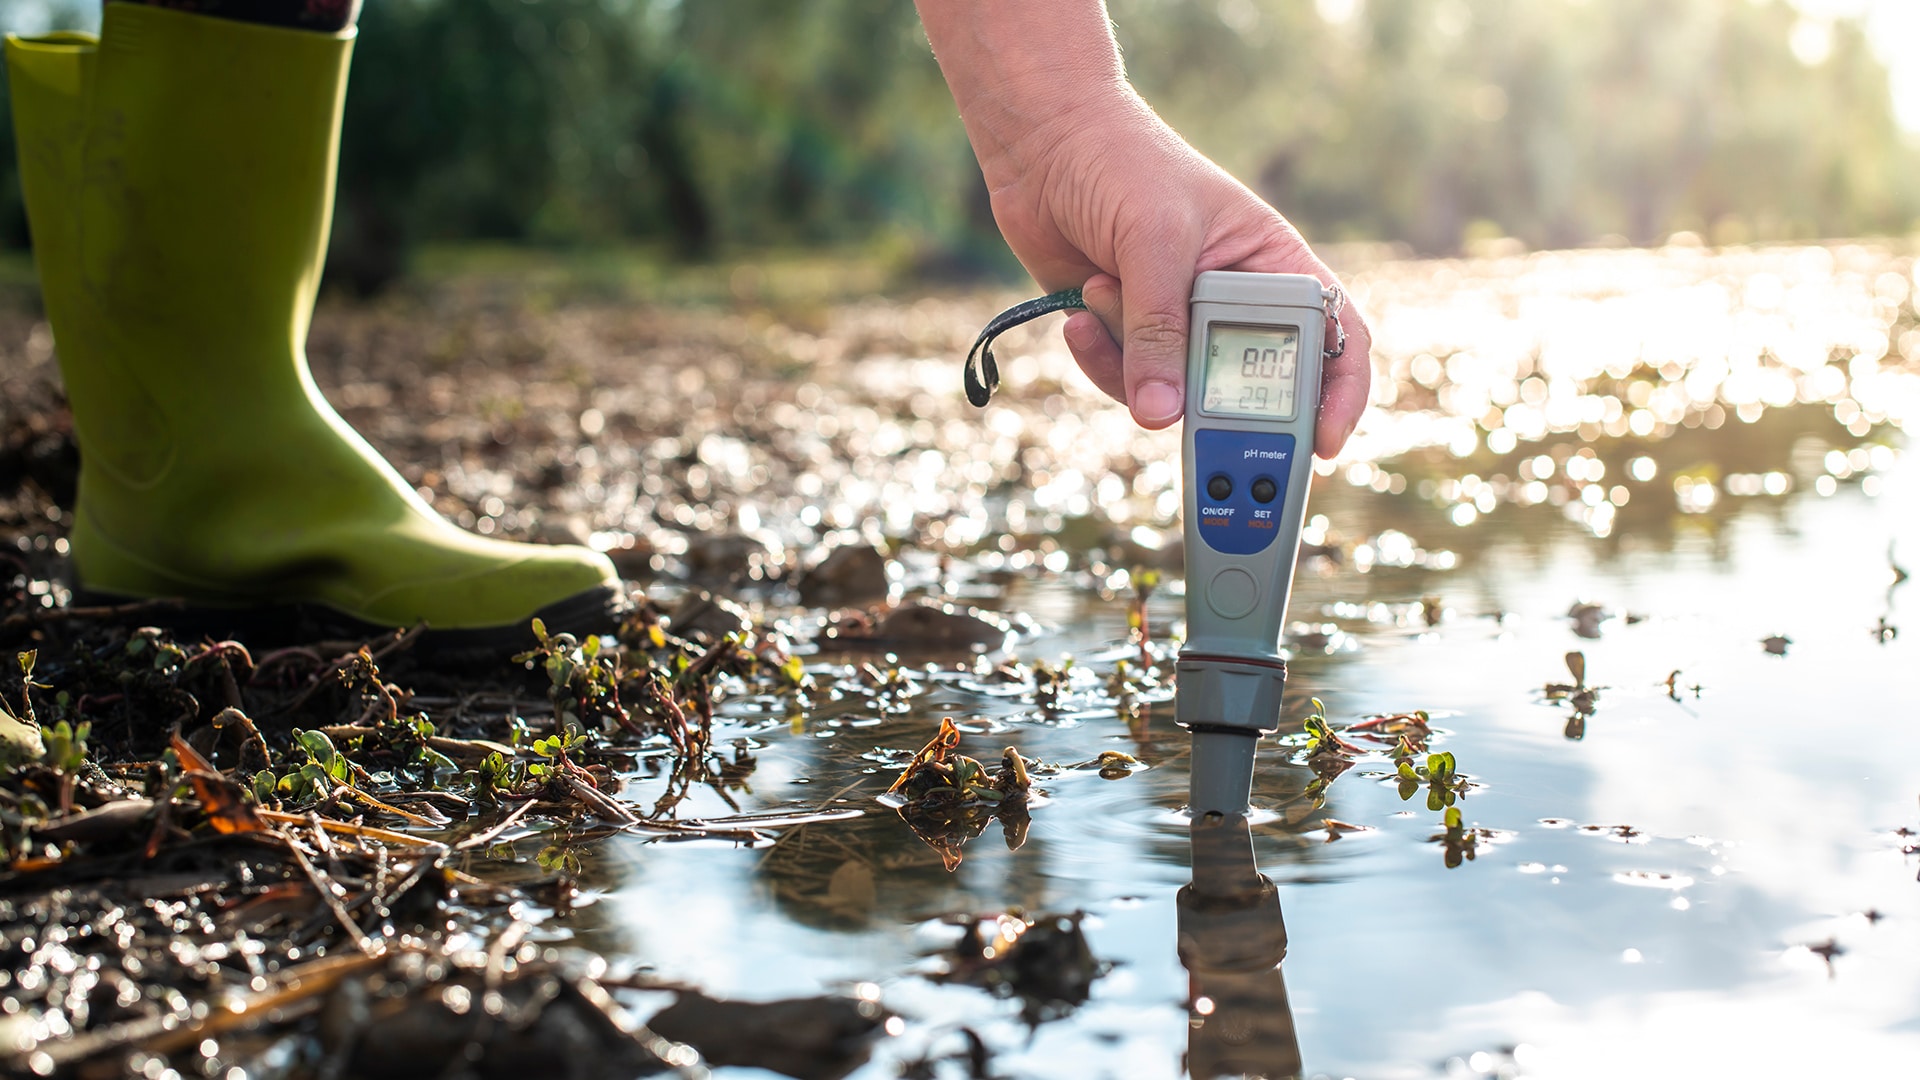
[1117,232,1201,429]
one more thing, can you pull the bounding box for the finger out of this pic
[1315,300,1373,459]
[1063,311,1127,402]
[1117,230,1203,429]
[1080,273,1124,348]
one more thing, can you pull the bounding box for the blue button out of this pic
[1192,429,1294,556]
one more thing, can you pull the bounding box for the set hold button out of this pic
[1206,474,1233,501]
[1251,476,1277,504]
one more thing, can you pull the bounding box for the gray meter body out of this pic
[1177,272,1329,814]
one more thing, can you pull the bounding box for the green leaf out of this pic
[295,729,337,761]
[1427,788,1444,811]
[420,747,460,777]
[1444,806,1463,830]
[531,617,548,641]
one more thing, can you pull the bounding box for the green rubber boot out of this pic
[4,3,623,653]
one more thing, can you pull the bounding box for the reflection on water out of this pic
[1181,811,1300,1080]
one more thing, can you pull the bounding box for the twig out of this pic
[454,797,539,852]
[326,783,440,828]
[284,833,382,957]
[0,597,185,638]
[565,775,639,823]
[256,809,447,851]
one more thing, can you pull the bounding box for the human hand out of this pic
[987,92,1371,458]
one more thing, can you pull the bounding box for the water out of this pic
[9,240,1911,1077]
[476,244,1918,1077]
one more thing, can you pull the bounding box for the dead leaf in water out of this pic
[648,990,891,1080]
[824,858,877,920]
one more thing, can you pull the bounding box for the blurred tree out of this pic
[1121,0,1920,252]
[1,0,1916,277]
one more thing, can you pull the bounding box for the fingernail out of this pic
[1134,380,1182,424]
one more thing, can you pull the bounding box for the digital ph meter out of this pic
[965,271,1341,817]
[1174,271,1332,815]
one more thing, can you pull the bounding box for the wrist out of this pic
[916,1,1134,189]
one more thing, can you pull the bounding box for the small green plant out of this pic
[1301,699,1338,756]
[123,629,189,672]
[516,617,661,737]
[40,719,89,773]
[1397,751,1467,811]
[6,649,49,726]
[527,730,588,780]
[261,729,361,803]
[467,750,518,799]
[1300,699,1366,767]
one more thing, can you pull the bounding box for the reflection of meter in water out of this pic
[1177,272,1329,750]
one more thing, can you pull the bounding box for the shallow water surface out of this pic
[531,245,1919,1078]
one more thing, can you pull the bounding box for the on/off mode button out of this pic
[1207,567,1259,619]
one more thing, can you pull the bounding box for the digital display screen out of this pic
[1200,324,1300,419]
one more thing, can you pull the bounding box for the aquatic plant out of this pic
[1398,751,1467,811]
[885,717,1037,869]
[1544,650,1603,739]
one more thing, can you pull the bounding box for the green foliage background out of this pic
[0,0,1915,287]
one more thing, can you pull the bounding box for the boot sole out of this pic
[68,583,630,664]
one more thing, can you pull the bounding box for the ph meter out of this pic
[963,270,1341,816]
[1175,271,1332,815]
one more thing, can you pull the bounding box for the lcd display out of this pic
[1199,324,1300,419]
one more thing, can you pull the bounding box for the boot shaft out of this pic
[6,3,357,486]
[81,3,356,350]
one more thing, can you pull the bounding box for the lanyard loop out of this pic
[963,288,1086,407]
[964,281,1347,407]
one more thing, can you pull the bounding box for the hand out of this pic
[989,92,1372,458]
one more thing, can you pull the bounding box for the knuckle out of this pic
[1126,312,1187,355]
